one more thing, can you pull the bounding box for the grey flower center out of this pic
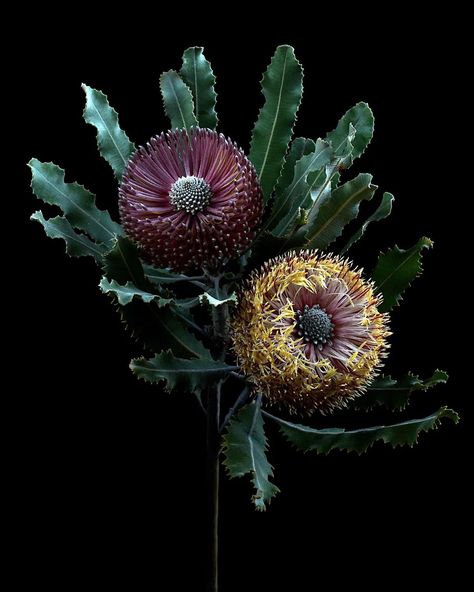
[169,176,212,214]
[295,304,334,350]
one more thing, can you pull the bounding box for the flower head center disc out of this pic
[295,304,334,348]
[169,175,212,214]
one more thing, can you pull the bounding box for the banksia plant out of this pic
[119,128,263,271]
[232,251,390,414]
[28,45,458,590]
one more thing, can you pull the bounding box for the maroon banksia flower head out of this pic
[119,128,263,271]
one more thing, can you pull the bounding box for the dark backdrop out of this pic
[12,14,469,591]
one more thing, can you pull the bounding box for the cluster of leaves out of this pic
[29,45,458,513]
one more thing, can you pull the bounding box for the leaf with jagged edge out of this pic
[103,237,211,359]
[130,350,237,393]
[81,84,135,180]
[326,102,374,169]
[103,236,145,285]
[222,401,279,511]
[99,277,174,307]
[267,139,333,236]
[273,137,315,199]
[28,159,122,247]
[199,292,238,307]
[372,236,433,313]
[249,45,303,202]
[31,211,106,262]
[264,407,459,455]
[340,192,394,255]
[180,47,218,130]
[160,70,198,130]
[302,173,377,249]
[354,370,449,411]
[305,123,356,216]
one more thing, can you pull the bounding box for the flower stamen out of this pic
[295,304,334,349]
[169,175,212,214]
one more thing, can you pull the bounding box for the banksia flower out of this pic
[119,128,263,271]
[232,251,390,414]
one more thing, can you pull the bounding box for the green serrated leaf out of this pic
[199,292,238,307]
[273,137,315,198]
[28,159,122,247]
[160,70,198,130]
[99,277,173,307]
[302,173,377,249]
[130,350,236,393]
[340,192,394,255]
[355,369,449,411]
[326,102,374,168]
[31,211,105,261]
[267,139,333,236]
[81,84,135,180]
[249,45,303,202]
[180,47,218,130]
[305,124,356,216]
[265,407,459,455]
[103,236,145,285]
[223,402,279,511]
[372,236,433,312]
[104,237,211,358]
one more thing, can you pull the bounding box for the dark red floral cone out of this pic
[119,128,263,271]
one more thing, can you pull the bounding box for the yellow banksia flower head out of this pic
[232,251,390,414]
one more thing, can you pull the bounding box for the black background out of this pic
[11,12,469,591]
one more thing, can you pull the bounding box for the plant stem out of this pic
[206,382,221,591]
[206,273,229,592]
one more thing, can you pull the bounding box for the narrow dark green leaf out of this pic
[28,159,122,246]
[355,369,449,411]
[273,137,315,198]
[372,236,433,312]
[249,45,303,201]
[180,47,218,129]
[31,211,105,261]
[340,192,394,254]
[130,350,236,393]
[265,407,459,455]
[267,139,332,236]
[303,173,377,249]
[223,402,279,511]
[159,70,198,130]
[81,84,135,180]
[326,102,374,167]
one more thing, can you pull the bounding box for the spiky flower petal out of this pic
[232,251,390,414]
[119,128,263,271]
